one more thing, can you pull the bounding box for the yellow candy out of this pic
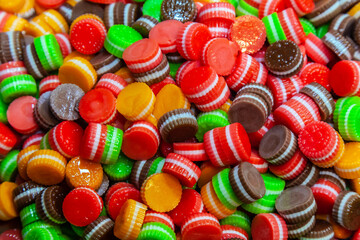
[25,16,54,37]
[59,57,97,92]
[117,82,156,121]
[348,2,360,19]
[27,149,67,186]
[0,0,25,13]
[351,178,360,194]
[140,173,182,212]
[115,67,135,84]
[198,162,226,188]
[63,51,93,62]
[17,145,39,180]
[42,9,69,34]
[219,99,232,113]
[34,1,46,15]
[114,199,147,240]
[145,113,158,127]
[152,84,190,120]
[0,182,18,221]
[335,142,360,179]
[3,15,28,32]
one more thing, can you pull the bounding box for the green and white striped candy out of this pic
[147,157,165,177]
[137,222,176,240]
[299,18,316,36]
[40,132,52,150]
[0,74,37,103]
[20,203,41,227]
[338,104,360,141]
[236,0,259,17]
[0,150,19,182]
[262,12,287,44]
[241,195,276,214]
[220,210,251,235]
[103,153,134,181]
[34,34,63,72]
[196,109,230,142]
[100,125,123,164]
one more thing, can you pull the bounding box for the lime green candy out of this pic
[220,210,251,235]
[316,22,330,39]
[212,168,242,210]
[236,0,259,17]
[40,132,51,150]
[22,221,61,239]
[0,97,8,123]
[0,74,37,103]
[103,153,134,181]
[299,18,316,36]
[137,222,176,240]
[101,125,123,164]
[241,195,276,214]
[338,104,360,141]
[262,12,287,44]
[169,62,182,79]
[147,157,165,177]
[196,109,230,142]
[25,228,61,240]
[143,0,164,21]
[333,96,360,130]
[34,34,63,72]
[227,0,238,8]
[0,150,19,182]
[104,25,143,58]
[261,172,285,199]
[20,203,41,227]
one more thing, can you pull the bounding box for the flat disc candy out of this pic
[265,40,303,79]
[161,0,197,23]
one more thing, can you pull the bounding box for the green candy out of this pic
[316,22,330,39]
[22,221,61,239]
[261,173,285,199]
[220,210,251,236]
[143,0,164,21]
[236,0,259,17]
[101,125,123,164]
[227,0,238,8]
[262,12,287,44]
[104,25,142,58]
[137,222,176,240]
[40,132,51,150]
[20,203,41,227]
[147,157,165,177]
[212,169,242,210]
[299,18,316,36]
[333,96,360,130]
[241,195,276,214]
[103,153,134,181]
[34,34,63,72]
[338,104,360,141]
[169,62,182,79]
[0,74,37,103]
[0,150,19,182]
[25,228,60,240]
[0,97,8,123]
[196,109,229,142]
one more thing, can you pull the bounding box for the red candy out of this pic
[221,225,248,240]
[258,0,285,19]
[0,122,17,156]
[22,133,44,149]
[0,61,27,82]
[150,76,176,95]
[251,213,288,240]
[107,186,141,220]
[162,153,201,188]
[244,150,269,173]
[269,150,308,180]
[181,213,222,240]
[39,75,61,96]
[149,20,184,54]
[55,33,72,58]
[175,60,202,85]
[278,8,306,45]
[305,33,336,66]
[173,142,208,161]
[0,229,22,240]
[299,63,331,91]
[329,60,360,97]
[96,73,128,97]
[311,179,340,214]
[197,2,235,24]
[144,210,175,230]
[121,121,160,160]
[285,0,314,16]
[248,114,275,147]
[62,187,103,227]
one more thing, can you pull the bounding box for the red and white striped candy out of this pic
[162,153,201,188]
[204,20,231,39]
[311,178,341,214]
[23,133,44,149]
[305,33,336,65]
[173,142,208,161]
[144,210,175,231]
[80,123,107,162]
[181,213,221,236]
[248,114,275,148]
[221,225,248,240]
[244,150,269,173]
[195,78,230,112]
[251,213,288,240]
[39,75,61,96]
[278,8,306,45]
[96,73,128,97]
[258,0,285,19]
[0,122,17,156]
[55,33,72,58]
[197,2,235,24]
[175,60,202,86]
[0,61,27,82]
[269,150,308,180]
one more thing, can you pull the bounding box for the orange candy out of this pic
[114,199,147,240]
[140,173,182,212]
[198,161,226,188]
[17,145,39,180]
[219,99,232,113]
[0,182,18,221]
[27,149,67,185]
[115,67,135,84]
[65,156,103,190]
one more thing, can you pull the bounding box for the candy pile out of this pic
[1,0,360,239]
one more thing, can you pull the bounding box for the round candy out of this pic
[0,150,19,182]
[62,187,103,227]
[0,182,18,221]
[149,20,183,54]
[251,213,288,240]
[181,213,222,240]
[144,211,175,230]
[33,34,63,72]
[0,123,17,156]
[107,185,141,220]
[0,74,37,104]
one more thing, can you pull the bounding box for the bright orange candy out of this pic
[198,161,226,188]
[65,156,103,190]
[17,145,40,180]
[0,182,18,221]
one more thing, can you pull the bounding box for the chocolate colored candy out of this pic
[23,43,48,79]
[97,173,110,197]
[35,186,68,224]
[265,40,303,79]
[228,93,268,133]
[275,185,317,224]
[131,15,159,37]
[58,2,73,24]
[329,14,355,36]
[338,0,360,12]
[130,158,156,189]
[161,0,197,23]
[237,83,274,114]
[34,91,60,130]
[332,191,360,231]
[90,50,123,77]
[287,215,316,239]
[104,2,141,29]
[83,216,116,240]
[322,30,355,60]
[229,162,266,204]
[354,19,360,46]
[306,0,342,27]
[132,54,170,85]
[166,52,185,63]
[300,220,334,239]
[318,168,346,191]
[0,31,25,63]
[158,108,198,143]
[71,0,104,22]
[23,35,34,46]
[259,125,297,165]
[300,82,335,121]
[49,83,85,121]
[286,162,320,188]
[13,181,45,212]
